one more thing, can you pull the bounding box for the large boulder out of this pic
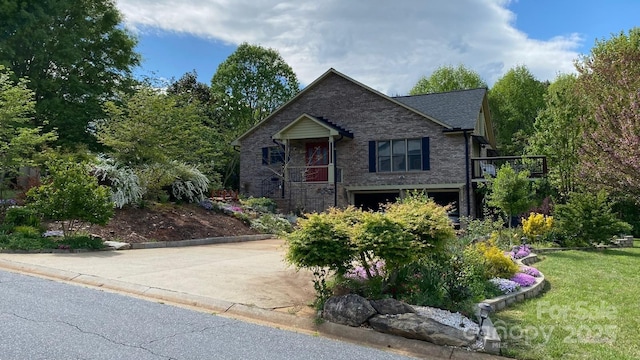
[370,298,416,315]
[368,313,475,347]
[323,294,377,327]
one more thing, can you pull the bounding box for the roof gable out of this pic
[232,68,451,146]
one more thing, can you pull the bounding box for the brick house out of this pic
[232,68,545,216]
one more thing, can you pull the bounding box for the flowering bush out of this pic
[511,272,537,287]
[469,240,519,279]
[489,278,521,294]
[522,212,553,240]
[344,260,386,281]
[510,244,531,259]
[519,266,541,277]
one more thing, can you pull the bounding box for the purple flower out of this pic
[520,266,541,277]
[345,260,385,280]
[489,278,521,294]
[510,245,531,259]
[0,199,17,206]
[511,273,537,287]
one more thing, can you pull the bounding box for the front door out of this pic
[305,142,329,182]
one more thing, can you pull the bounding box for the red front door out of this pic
[305,142,329,182]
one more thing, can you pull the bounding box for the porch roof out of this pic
[272,113,354,140]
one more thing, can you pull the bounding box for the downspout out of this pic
[334,135,344,207]
[464,131,471,217]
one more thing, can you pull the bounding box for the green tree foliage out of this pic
[0,66,57,198]
[211,43,300,133]
[409,64,487,95]
[0,0,140,149]
[576,28,640,201]
[98,87,221,176]
[527,74,586,201]
[27,159,114,236]
[211,43,300,187]
[554,190,631,247]
[486,164,532,228]
[167,71,222,127]
[489,65,547,155]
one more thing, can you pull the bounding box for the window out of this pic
[262,146,285,165]
[369,137,429,172]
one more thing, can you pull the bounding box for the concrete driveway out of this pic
[0,239,315,310]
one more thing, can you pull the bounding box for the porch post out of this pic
[328,137,335,182]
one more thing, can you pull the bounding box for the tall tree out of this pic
[0,0,140,149]
[211,43,300,135]
[527,74,586,201]
[98,87,221,177]
[576,28,640,201]
[211,43,300,188]
[489,65,547,155]
[409,64,487,95]
[0,66,57,198]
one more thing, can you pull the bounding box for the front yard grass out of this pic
[494,242,640,359]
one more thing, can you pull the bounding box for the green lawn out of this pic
[494,242,640,359]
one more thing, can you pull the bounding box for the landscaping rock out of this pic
[370,298,416,315]
[323,294,377,327]
[368,313,475,347]
[103,241,131,250]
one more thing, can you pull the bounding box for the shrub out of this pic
[285,196,457,307]
[522,212,553,240]
[459,216,504,243]
[27,160,114,236]
[285,210,355,275]
[350,211,417,276]
[94,155,144,208]
[384,192,455,254]
[12,225,41,237]
[0,233,55,250]
[4,206,40,227]
[57,235,104,250]
[250,213,292,235]
[554,190,632,247]
[169,161,209,203]
[242,197,278,213]
[394,250,488,315]
[470,239,519,279]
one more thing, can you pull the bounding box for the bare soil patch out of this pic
[82,203,259,243]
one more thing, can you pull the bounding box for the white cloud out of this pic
[115,0,582,94]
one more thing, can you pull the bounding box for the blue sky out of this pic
[118,0,639,94]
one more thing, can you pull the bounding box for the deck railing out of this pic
[287,166,342,183]
[471,156,547,179]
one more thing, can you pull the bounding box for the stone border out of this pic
[478,253,546,354]
[129,234,273,249]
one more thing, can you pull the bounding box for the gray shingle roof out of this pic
[393,88,487,129]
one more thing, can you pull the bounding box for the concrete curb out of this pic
[0,257,509,360]
[129,234,273,249]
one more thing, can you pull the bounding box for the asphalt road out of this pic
[0,270,414,360]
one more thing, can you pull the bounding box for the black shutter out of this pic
[368,141,376,172]
[262,147,269,165]
[421,137,430,170]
